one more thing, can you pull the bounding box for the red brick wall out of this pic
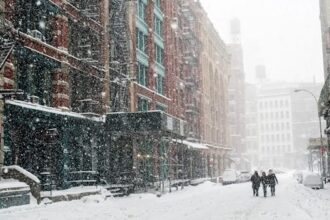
[132,0,185,120]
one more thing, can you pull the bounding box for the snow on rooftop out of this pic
[3,165,40,183]
[6,100,104,122]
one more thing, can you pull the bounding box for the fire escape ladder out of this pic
[0,40,14,71]
[109,0,130,112]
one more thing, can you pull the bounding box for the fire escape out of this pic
[181,2,201,141]
[0,18,14,72]
[109,0,131,112]
[0,38,14,72]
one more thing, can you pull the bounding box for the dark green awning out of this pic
[106,111,186,138]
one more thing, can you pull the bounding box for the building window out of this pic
[15,1,55,44]
[138,97,149,111]
[154,16,163,36]
[287,134,291,141]
[286,111,290,118]
[286,122,290,129]
[136,28,147,53]
[137,0,146,21]
[155,74,164,94]
[137,62,148,86]
[16,51,56,106]
[155,44,164,65]
[155,0,161,9]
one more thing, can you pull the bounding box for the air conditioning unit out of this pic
[29,29,45,42]
[30,95,40,104]
[78,99,100,114]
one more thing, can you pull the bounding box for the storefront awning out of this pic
[106,111,186,138]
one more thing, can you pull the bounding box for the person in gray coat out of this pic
[250,171,261,196]
[268,169,278,196]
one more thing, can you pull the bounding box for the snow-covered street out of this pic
[0,173,330,220]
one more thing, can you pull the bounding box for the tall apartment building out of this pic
[0,0,111,186]
[197,2,231,176]
[319,0,330,175]
[228,19,246,160]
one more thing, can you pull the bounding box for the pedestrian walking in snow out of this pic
[260,171,268,197]
[268,169,278,196]
[250,171,261,196]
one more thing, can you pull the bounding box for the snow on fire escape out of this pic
[0,38,14,71]
[181,1,201,141]
[68,0,100,21]
[109,0,131,112]
[0,15,14,71]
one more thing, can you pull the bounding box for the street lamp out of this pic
[294,89,325,177]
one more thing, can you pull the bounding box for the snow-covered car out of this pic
[238,171,251,183]
[222,169,239,185]
[303,173,324,190]
[325,176,330,184]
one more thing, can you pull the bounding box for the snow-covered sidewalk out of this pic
[1,173,330,220]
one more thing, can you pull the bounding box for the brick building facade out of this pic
[0,0,232,187]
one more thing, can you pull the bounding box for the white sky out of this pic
[200,0,324,83]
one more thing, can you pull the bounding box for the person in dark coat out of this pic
[260,171,268,197]
[250,171,261,196]
[268,169,278,196]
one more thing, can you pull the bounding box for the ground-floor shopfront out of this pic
[1,100,230,191]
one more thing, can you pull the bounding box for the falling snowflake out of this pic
[39,21,46,30]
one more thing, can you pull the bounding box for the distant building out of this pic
[257,83,295,168]
[256,80,323,169]
[228,19,246,170]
